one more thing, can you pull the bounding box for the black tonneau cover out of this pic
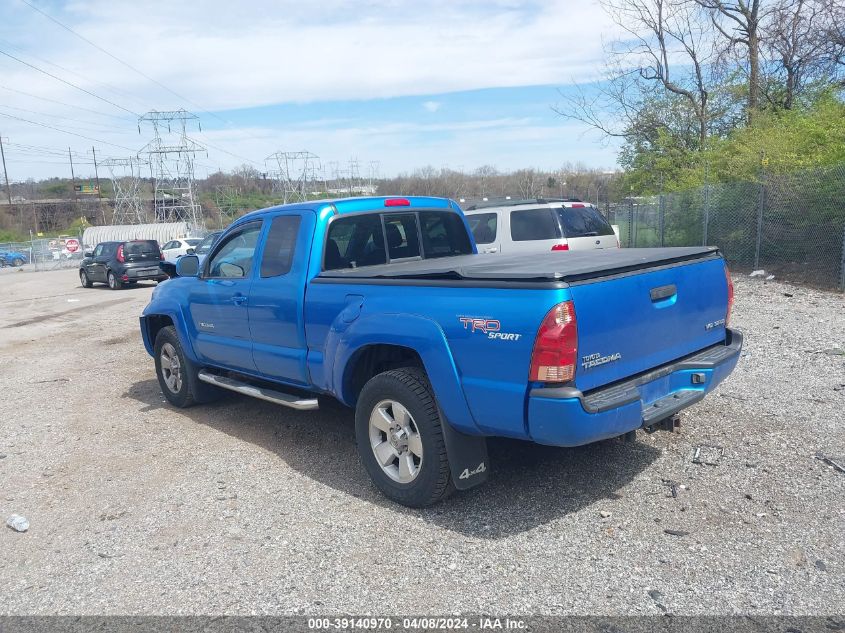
[317,246,720,284]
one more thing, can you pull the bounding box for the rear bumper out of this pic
[527,329,743,447]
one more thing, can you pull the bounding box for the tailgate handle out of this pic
[650,284,677,301]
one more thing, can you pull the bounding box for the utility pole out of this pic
[0,133,11,205]
[69,147,78,201]
[92,146,105,223]
[91,147,102,200]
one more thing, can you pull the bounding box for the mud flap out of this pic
[441,416,489,490]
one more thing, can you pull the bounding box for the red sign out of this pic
[65,238,80,253]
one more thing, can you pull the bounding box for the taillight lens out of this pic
[725,264,734,326]
[160,252,165,260]
[551,243,569,251]
[116,244,125,263]
[529,301,578,383]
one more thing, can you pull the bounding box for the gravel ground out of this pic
[0,267,843,615]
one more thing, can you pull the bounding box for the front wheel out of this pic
[12,258,24,267]
[107,271,122,290]
[355,368,453,507]
[79,269,93,288]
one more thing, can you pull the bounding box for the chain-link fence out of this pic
[0,234,85,272]
[607,163,845,290]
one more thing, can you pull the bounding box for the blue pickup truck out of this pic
[140,196,741,506]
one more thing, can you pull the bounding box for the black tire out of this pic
[153,326,221,407]
[79,269,93,288]
[355,367,453,507]
[12,258,24,267]
[107,270,122,290]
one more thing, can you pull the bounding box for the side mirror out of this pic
[186,248,195,255]
[83,250,94,258]
[176,254,200,277]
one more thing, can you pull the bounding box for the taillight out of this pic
[116,244,125,263]
[160,252,165,260]
[384,198,410,207]
[725,264,734,326]
[551,243,569,251]
[529,301,578,383]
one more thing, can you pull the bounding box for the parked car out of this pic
[160,231,223,279]
[140,196,740,507]
[161,238,203,262]
[80,240,168,289]
[1,250,27,267]
[463,198,620,254]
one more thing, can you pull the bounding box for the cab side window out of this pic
[260,216,301,277]
[205,223,262,278]
[93,244,103,258]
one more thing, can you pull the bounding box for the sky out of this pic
[0,0,622,182]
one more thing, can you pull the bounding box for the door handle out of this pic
[231,295,247,306]
[482,247,498,254]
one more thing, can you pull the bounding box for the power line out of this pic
[0,83,134,122]
[0,35,154,115]
[0,103,133,133]
[20,0,232,128]
[0,111,137,151]
[0,47,138,117]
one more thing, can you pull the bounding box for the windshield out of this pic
[195,232,222,255]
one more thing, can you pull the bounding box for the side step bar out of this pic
[197,370,319,411]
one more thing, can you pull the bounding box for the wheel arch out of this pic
[330,313,481,435]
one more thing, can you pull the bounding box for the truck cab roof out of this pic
[235,196,460,225]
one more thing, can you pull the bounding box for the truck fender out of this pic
[140,305,200,364]
[327,312,483,436]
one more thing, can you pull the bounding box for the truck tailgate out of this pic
[569,256,730,392]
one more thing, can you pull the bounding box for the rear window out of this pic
[510,209,560,241]
[186,238,202,246]
[123,240,160,257]
[557,206,614,237]
[324,210,471,270]
[467,212,497,244]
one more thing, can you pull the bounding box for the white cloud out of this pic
[1,0,615,111]
[0,0,622,178]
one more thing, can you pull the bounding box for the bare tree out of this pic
[693,0,765,119]
[513,169,543,199]
[761,0,844,108]
[555,0,720,147]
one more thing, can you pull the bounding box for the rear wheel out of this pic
[79,269,93,288]
[355,367,453,507]
[107,270,122,290]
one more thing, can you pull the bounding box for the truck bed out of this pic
[316,246,719,283]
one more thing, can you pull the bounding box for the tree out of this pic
[761,0,845,109]
[694,0,765,119]
[556,0,721,147]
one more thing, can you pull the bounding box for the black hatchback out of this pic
[79,240,168,289]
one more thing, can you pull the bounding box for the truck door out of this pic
[248,211,314,385]
[187,221,263,372]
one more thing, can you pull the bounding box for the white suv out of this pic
[463,199,620,254]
